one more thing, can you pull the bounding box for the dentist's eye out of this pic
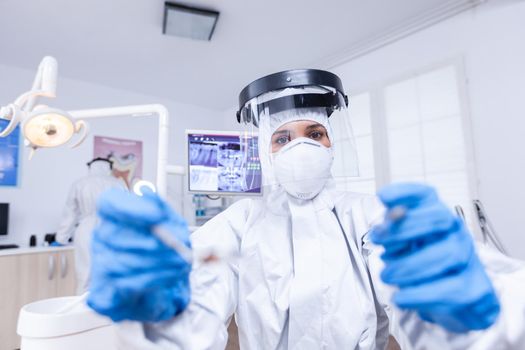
[271,131,291,146]
[308,129,325,140]
[275,136,289,145]
[271,132,292,153]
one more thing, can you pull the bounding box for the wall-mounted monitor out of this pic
[186,130,262,195]
[0,203,8,236]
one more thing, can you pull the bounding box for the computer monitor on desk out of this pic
[186,130,262,195]
[0,203,9,236]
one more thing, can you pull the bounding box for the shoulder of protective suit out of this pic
[210,198,253,227]
[336,191,381,207]
[223,198,253,212]
[336,191,385,227]
[191,198,253,245]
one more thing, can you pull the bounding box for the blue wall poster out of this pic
[0,119,21,186]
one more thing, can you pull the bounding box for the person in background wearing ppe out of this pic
[54,157,124,294]
[87,70,525,349]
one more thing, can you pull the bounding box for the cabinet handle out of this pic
[48,255,56,280]
[60,253,68,278]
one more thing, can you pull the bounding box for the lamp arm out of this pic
[0,104,21,137]
[40,56,58,97]
[0,90,41,138]
[25,56,58,112]
[14,90,53,109]
[69,120,89,148]
[0,56,58,139]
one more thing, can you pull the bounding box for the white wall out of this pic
[222,1,525,259]
[0,63,224,247]
[333,1,525,259]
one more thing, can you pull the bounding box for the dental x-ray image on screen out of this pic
[187,131,262,195]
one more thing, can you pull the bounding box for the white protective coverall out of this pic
[117,111,525,349]
[55,160,124,294]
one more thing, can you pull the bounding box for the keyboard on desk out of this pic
[0,244,19,250]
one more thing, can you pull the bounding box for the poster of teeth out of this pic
[0,119,20,187]
[93,136,143,190]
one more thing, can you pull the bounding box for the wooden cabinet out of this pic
[0,255,19,350]
[0,249,76,350]
[56,251,76,296]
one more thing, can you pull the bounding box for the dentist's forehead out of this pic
[273,120,326,133]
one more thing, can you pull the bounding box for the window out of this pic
[382,64,474,213]
[335,62,477,220]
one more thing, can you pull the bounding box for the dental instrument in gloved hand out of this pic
[153,224,242,265]
[134,184,241,265]
[370,183,500,333]
[87,187,192,322]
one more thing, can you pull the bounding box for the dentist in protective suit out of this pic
[87,69,525,349]
[55,157,124,294]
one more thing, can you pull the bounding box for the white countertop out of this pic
[0,227,203,257]
[0,245,74,257]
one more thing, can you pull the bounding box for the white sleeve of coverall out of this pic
[115,199,251,350]
[55,184,80,244]
[362,197,525,349]
[386,245,525,350]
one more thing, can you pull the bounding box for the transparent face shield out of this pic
[237,84,359,198]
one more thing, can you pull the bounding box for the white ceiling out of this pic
[0,0,477,110]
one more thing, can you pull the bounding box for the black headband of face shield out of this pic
[236,69,349,125]
[87,157,114,170]
[236,92,347,126]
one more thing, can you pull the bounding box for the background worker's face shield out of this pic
[236,70,359,196]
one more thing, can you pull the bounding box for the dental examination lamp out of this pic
[0,56,87,159]
[0,56,183,197]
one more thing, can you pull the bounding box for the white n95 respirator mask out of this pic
[272,137,333,200]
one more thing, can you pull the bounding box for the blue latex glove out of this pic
[87,188,191,322]
[50,241,64,247]
[370,183,500,333]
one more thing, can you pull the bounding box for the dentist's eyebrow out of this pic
[305,123,325,131]
[272,130,290,136]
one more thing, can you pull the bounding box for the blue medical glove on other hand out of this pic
[370,183,500,333]
[87,188,191,322]
[50,241,63,247]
